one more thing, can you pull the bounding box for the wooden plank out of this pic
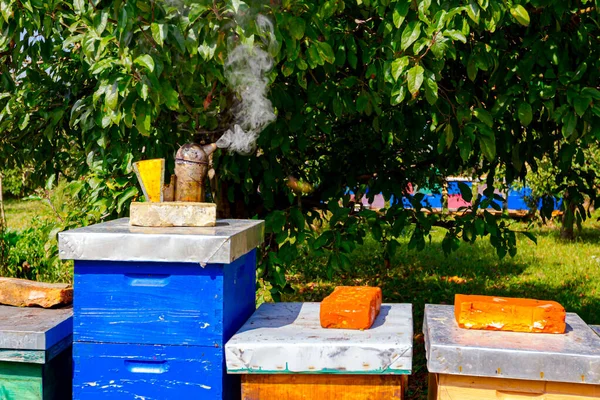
[0,361,43,400]
[73,342,237,399]
[73,250,255,346]
[433,373,600,399]
[241,374,405,399]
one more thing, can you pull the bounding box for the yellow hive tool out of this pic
[133,159,165,203]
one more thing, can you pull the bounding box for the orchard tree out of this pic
[1,0,599,291]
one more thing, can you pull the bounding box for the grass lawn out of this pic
[3,198,53,231]
[4,199,600,398]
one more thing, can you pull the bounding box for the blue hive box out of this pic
[59,218,264,400]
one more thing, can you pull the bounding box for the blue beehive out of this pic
[59,218,264,400]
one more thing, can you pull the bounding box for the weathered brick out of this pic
[454,294,566,333]
[320,286,382,330]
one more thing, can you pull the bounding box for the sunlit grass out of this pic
[3,198,53,231]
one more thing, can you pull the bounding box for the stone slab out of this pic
[129,201,216,227]
[0,278,72,308]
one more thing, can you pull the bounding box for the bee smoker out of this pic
[163,143,217,203]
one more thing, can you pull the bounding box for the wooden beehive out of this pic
[0,306,72,400]
[424,305,600,400]
[60,218,264,399]
[226,302,413,399]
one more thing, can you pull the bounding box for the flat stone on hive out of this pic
[130,201,217,227]
[320,286,382,330]
[0,278,72,308]
[454,294,566,333]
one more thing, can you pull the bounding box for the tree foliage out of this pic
[1,0,600,289]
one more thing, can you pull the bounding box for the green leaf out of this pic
[467,56,478,81]
[473,108,493,127]
[134,55,155,72]
[424,75,438,105]
[105,83,118,111]
[316,42,335,64]
[458,182,473,202]
[574,96,591,117]
[392,1,410,29]
[289,17,306,40]
[151,23,167,47]
[391,83,407,105]
[161,81,179,110]
[401,21,422,51]
[444,123,454,148]
[581,87,600,100]
[74,0,84,14]
[94,10,109,35]
[562,112,577,139]
[443,29,467,43]
[346,37,358,69]
[290,208,305,229]
[117,187,138,213]
[356,93,369,112]
[477,125,496,161]
[510,5,530,27]
[407,65,424,97]
[466,0,480,24]
[456,135,473,163]
[307,45,323,68]
[391,56,410,81]
[520,231,537,245]
[518,102,533,126]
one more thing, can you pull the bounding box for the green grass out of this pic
[3,198,53,231]
[284,222,600,400]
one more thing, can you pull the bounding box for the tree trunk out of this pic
[560,190,576,240]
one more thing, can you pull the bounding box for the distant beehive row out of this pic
[349,178,562,216]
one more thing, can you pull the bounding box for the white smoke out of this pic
[216,14,277,155]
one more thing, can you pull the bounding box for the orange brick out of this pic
[454,294,566,333]
[320,286,382,330]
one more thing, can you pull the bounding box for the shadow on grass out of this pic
[534,225,600,245]
[286,236,600,400]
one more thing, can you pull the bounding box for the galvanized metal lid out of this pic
[0,305,72,351]
[593,325,600,338]
[226,302,413,375]
[59,218,264,264]
[424,304,600,385]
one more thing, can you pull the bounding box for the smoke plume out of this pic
[216,14,277,155]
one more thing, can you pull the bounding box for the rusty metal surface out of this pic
[226,302,413,375]
[424,304,600,385]
[59,218,264,265]
[0,305,72,351]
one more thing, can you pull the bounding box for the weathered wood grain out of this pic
[73,250,256,346]
[241,374,406,399]
[73,342,239,399]
[432,373,600,400]
[0,361,42,400]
